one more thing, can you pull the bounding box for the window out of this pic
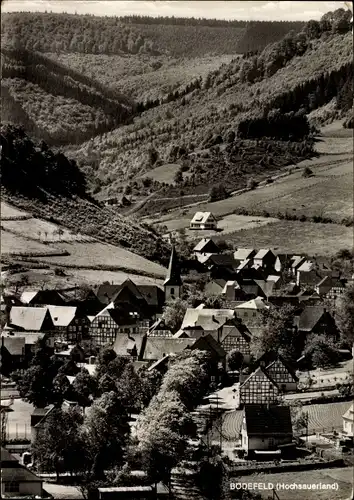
[170,288,175,296]
[4,482,20,493]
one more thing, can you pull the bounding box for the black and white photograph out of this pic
[0,1,353,499]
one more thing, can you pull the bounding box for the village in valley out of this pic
[1,1,354,500]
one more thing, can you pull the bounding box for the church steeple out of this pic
[164,245,182,301]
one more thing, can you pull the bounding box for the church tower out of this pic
[164,245,182,302]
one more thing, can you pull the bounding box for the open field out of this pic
[1,230,63,256]
[36,241,166,277]
[151,153,353,222]
[1,202,31,219]
[2,218,93,243]
[213,221,353,256]
[159,214,279,238]
[233,468,353,500]
[138,163,192,185]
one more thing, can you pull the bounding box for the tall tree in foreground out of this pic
[83,391,130,480]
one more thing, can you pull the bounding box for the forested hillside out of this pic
[64,9,352,203]
[1,12,304,57]
[0,125,170,264]
[1,49,135,145]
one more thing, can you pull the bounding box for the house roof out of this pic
[173,329,191,338]
[191,212,215,224]
[208,254,237,268]
[193,238,219,253]
[164,245,182,287]
[181,308,235,331]
[298,261,314,272]
[148,318,173,336]
[94,283,121,305]
[296,306,327,332]
[142,337,194,360]
[47,306,77,327]
[94,303,141,325]
[291,256,306,269]
[8,307,52,331]
[113,332,146,357]
[343,403,354,421]
[234,248,255,261]
[148,355,170,371]
[1,336,25,356]
[190,334,226,358]
[1,447,18,462]
[235,297,270,310]
[138,285,164,307]
[254,249,274,260]
[20,291,39,304]
[244,405,292,435]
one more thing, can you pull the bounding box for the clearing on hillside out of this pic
[1,231,63,256]
[213,221,353,256]
[35,241,166,278]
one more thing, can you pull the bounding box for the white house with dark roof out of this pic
[190,212,217,230]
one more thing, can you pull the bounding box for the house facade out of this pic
[190,212,217,230]
[239,367,280,407]
[241,405,293,457]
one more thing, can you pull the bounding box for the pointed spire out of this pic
[164,245,182,286]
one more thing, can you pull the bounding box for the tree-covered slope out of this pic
[1,49,136,145]
[1,12,304,57]
[66,12,352,203]
[0,125,170,265]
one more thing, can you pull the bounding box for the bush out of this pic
[302,166,313,178]
[247,178,258,190]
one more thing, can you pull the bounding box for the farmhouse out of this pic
[234,297,270,325]
[1,447,44,498]
[294,306,339,342]
[241,405,293,458]
[233,248,256,265]
[238,367,280,407]
[193,238,220,257]
[47,305,90,343]
[180,307,235,341]
[253,249,277,271]
[190,212,217,230]
[89,302,149,347]
[5,307,55,333]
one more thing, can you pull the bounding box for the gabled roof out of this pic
[1,335,25,356]
[94,303,141,326]
[164,245,182,287]
[47,306,77,327]
[291,256,306,269]
[20,291,39,304]
[181,308,235,331]
[343,403,354,421]
[142,337,194,360]
[8,307,53,331]
[189,334,226,359]
[94,283,121,305]
[148,318,173,336]
[191,211,215,224]
[138,285,164,307]
[193,238,220,253]
[235,297,270,310]
[254,248,274,260]
[208,254,237,268]
[173,329,191,338]
[297,260,314,272]
[234,248,255,261]
[244,405,292,435]
[113,331,146,358]
[148,355,170,371]
[296,306,328,332]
